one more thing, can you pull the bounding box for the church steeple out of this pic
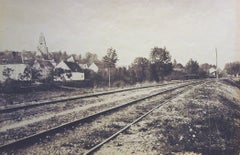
[37,33,51,60]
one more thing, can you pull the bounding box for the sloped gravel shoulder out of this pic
[96,80,240,155]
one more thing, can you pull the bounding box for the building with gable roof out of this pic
[88,62,99,72]
[0,64,31,82]
[54,60,84,81]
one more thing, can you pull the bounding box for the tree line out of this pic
[1,47,239,89]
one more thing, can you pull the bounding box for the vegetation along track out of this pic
[0,81,185,113]
[0,80,203,153]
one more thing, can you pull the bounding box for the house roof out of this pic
[64,61,83,72]
[209,67,216,73]
[0,64,28,81]
[67,56,75,62]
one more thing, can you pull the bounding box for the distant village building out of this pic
[173,63,185,72]
[67,56,75,62]
[0,51,32,82]
[0,51,22,64]
[21,51,36,64]
[88,62,99,72]
[36,33,52,60]
[32,33,56,81]
[209,67,217,77]
[55,60,84,81]
[79,62,99,72]
[79,63,88,69]
[0,64,30,82]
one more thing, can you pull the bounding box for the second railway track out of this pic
[0,80,203,153]
[0,81,185,113]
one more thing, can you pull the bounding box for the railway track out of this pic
[84,81,207,155]
[0,81,184,113]
[0,80,201,153]
[83,91,184,155]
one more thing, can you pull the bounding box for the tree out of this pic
[173,59,177,67]
[85,52,98,65]
[31,67,42,82]
[51,51,68,63]
[19,66,31,81]
[102,48,118,87]
[131,57,150,82]
[149,47,173,81]
[224,61,240,76]
[185,59,199,75]
[200,63,215,73]
[2,67,14,80]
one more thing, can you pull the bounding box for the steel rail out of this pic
[0,81,184,113]
[0,81,198,153]
[84,92,183,155]
[84,81,203,155]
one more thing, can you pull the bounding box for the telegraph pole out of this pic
[215,48,218,79]
[108,67,111,87]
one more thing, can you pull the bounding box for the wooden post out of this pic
[108,67,111,87]
[215,48,218,79]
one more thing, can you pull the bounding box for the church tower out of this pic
[37,33,51,59]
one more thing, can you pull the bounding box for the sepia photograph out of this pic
[0,0,240,154]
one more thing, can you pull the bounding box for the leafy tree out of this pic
[84,52,98,65]
[115,67,130,83]
[131,57,150,82]
[2,67,14,79]
[173,59,177,67]
[102,48,118,87]
[19,66,31,81]
[53,68,65,81]
[149,47,173,81]
[200,63,215,73]
[150,47,171,64]
[31,67,42,82]
[51,51,68,63]
[224,61,240,76]
[185,59,199,75]
[62,51,69,61]
[129,69,137,84]
[73,54,82,63]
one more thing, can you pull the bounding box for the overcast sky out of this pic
[0,0,239,68]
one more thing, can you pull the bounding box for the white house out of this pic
[55,61,84,81]
[79,63,88,69]
[67,56,75,62]
[88,62,99,72]
[0,64,31,82]
[209,67,217,77]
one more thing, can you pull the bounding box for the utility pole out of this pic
[108,67,111,87]
[215,48,218,79]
